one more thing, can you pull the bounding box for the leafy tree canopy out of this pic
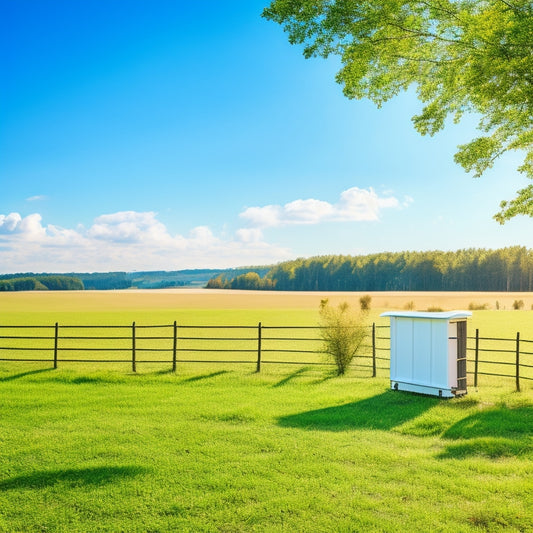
[263,0,533,222]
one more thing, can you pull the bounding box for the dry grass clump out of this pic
[469,302,489,310]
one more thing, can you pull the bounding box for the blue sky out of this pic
[1,0,531,274]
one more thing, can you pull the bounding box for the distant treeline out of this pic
[207,271,275,290]
[129,269,224,289]
[0,268,273,291]
[206,247,533,292]
[77,272,132,290]
[205,267,274,291]
[0,275,84,291]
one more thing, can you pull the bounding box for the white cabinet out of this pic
[380,311,471,397]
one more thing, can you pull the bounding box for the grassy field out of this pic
[1,369,533,532]
[1,290,533,531]
[2,288,533,314]
[1,289,532,387]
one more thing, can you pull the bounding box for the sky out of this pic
[1,0,531,274]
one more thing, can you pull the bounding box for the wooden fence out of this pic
[0,323,532,390]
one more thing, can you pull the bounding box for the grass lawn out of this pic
[1,291,532,531]
[1,366,533,532]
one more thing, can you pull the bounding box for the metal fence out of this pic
[0,322,388,371]
[0,322,532,390]
[470,328,533,392]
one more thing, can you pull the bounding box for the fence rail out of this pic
[0,322,531,391]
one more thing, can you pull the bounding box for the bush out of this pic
[404,301,415,310]
[468,302,489,310]
[427,306,444,312]
[359,295,372,311]
[319,299,368,375]
[513,300,524,310]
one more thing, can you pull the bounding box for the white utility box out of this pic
[380,311,471,398]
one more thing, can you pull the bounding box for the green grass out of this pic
[1,367,533,532]
[1,299,533,530]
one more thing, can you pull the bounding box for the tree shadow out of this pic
[180,370,229,383]
[439,437,533,459]
[310,375,335,385]
[0,465,147,491]
[438,405,533,459]
[272,367,309,388]
[278,390,438,432]
[0,368,54,382]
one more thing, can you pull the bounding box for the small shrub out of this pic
[427,306,444,312]
[512,300,524,310]
[359,294,372,312]
[468,302,489,310]
[496,301,500,310]
[404,301,415,310]
[319,299,368,375]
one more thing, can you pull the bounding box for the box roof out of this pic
[380,310,472,320]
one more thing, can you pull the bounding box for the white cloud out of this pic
[240,187,403,228]
[188,225,217,246]
[239,205,281,228]
[236,228,263,243]
[18,213,47,241]
[88,211,173,245]
[0,213,22,233]
[284,199,334,223]
[0,211,292,273]
[26,195,47,202]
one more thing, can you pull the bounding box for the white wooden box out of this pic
[380,311,471,398]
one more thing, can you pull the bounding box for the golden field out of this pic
[1,288,532,312]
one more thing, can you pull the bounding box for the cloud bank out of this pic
[0,211,291,273]
[0,187,409,273]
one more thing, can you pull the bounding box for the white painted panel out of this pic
[413,320,432,384]
[448,322,458,387]
[393,318,414,382]
[431,320,448,388]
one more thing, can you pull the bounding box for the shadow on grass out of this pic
[0,368,54,382]
[69,375,120,384]
[0,465,147,491]
[181,370,229,383]
[272,367,309,388]
[153,368,177,376]
[439,405,533,459]
[278,390,438,432]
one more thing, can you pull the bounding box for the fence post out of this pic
[172,321,177,372]
[53,322,59,369]
[372,322,376,378]
[256,322,262,373]
[474,328,479,388]
[515,331,520,393]
[132,321,136,373]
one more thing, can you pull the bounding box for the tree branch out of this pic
[390,54,459,64]
[384,21,468,46]
[497,0,520,12]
